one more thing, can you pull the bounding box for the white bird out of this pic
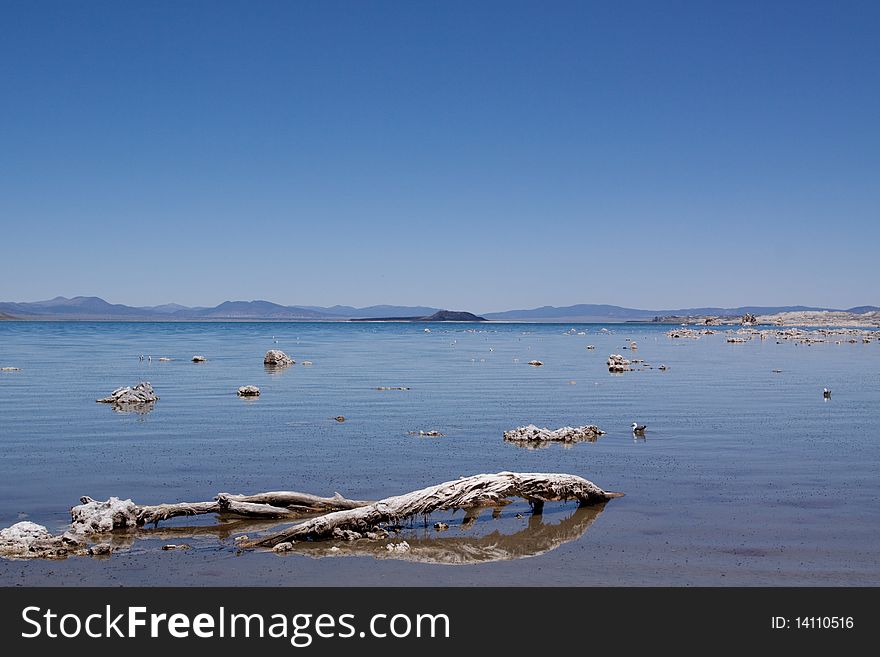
[632,422,647,436]
[823,388,832,399]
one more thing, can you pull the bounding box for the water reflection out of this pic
[263,363,292,376]
[109,402,156,415]
[504,436,600,450]
[104,502,608,565]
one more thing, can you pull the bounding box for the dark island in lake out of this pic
[349,310,487,322]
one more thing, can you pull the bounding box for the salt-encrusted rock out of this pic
[527,360,544,366]
[88,543,112,556]
[264,350,295,367]
[192,355,207,362]
[70,496,139,534]
[408,430,444,437]
[742,313,757,325]
[386,541,410,553]
[0,522,89,559]
[96,382,158,405]
[1,367,21,371]
[434,522,449,531]
[376,386,410,391]
[272,542,294,552]
[0,522,51,555]
[162,544,191,551]
[503,424,606,444]
[607,354,630,372]
[301,360,313,366]
[237,385,261,397]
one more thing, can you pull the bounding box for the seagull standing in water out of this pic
[823,388,832,399]
[632,422,647,437]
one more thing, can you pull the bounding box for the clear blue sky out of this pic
[1,0,877,311]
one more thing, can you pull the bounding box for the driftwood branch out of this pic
[245,471,618,548]
[2,473,620,560]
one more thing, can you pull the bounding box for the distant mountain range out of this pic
[0,296,877,322]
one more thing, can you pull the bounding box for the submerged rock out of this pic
[606,354,630,373]
[0,367,21,371]
[527,360,544,366]
[192,355,207,362]
[96,382,159,405]
[264,350,295,367]
[334,416,346,422]
[237,385,261,397]
[407,430,444,437]
[503,424,606,444]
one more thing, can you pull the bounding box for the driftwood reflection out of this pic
[104,502,607,565]
[286,503,608,564]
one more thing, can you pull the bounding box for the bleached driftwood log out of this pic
[2,473,620,560]
[245,471,618,548]
[70,489,372,533]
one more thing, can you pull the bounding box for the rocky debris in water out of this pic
[630,342,638,350]
[301,360,313,366]
[666,328,715,339]
[527,360,544,366]
[0,522,70,559]
[376,386,410,391]
[386,541,410,553]
[191,355,207,362]
[333,528,363,541]
[233,535,249,543]
[272,542,294,552]
[162,544,191,551]
[334,416,346,422]
[408,430,444,437]
[742,313,758,325]
[96,382,159,405]
[158,357,173,362]
[726,337,750,343]
[503,424,606,444]
[264,350,295,367]
[1,367,21,371]
[586,345,595,350]
[237,385,261,397]
[607,354,630,373]
[70,496,139,533]
[433,522,449,531]
[88,543,112,556]
[658,364,668,370]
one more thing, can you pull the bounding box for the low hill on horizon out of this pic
[0,296,876,322]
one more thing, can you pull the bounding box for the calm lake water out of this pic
[1,321,878,585]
